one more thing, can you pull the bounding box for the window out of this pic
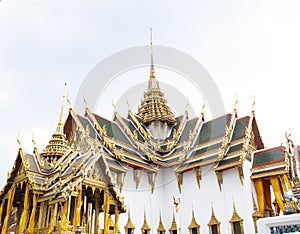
[191,228,198,234]
[128,228,133,234]
[229,203,244,234]
[208,207,221,234]
[232,222,242,234]
[210,225,218,234]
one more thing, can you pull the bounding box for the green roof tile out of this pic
[218,156,239,167]
[231,117,248,141]
[77,115,97,139]
[227,143,243,154]
[177,118,198,143]
[190,142,222,157]
[95,115,132,146]
[253,147,283,166]
[195,114,230,145]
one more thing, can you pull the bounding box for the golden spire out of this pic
[157,212,166,232]
[208,206,220,226]
[150,28,155,79]
[41,83,70,163]
[141,210,151,231]
[188,209,199,229]
[136,30,176,125]
[56,83,67,134]
[124,209,135,230]
[169,212,177,231]
[230,202,243,223]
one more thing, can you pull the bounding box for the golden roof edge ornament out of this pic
[17,132,22,149]
[200,97,205,119]
[32,131,37,149]
[233,93,238,117]
[112,98,116,112]
[251,95,256,114]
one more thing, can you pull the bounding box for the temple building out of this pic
[0,41,300,234]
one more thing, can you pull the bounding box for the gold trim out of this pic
[124,210,135,230]
[188,209,200,233]
[208,207,221,234]
[229,202,244,234]
[141,211,151,231]
[169,213,177,232]
[157,213,166,232]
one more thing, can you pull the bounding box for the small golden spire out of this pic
[169,212,177,232]
[141,210,151,231]
[157,212,166,232]
[208,206,220,227]
[125,209,135,230]
[230,201,243,223]
[56,83,67,134]
[150,28,155,79]
[188,209,199,229]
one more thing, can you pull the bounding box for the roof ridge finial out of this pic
[56,83,67,134]
[251,95,256,113]
[233,94,238,117]
[150,28,155,79]
[32,131,37,149]
[17,132,22,149]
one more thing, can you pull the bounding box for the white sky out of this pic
[1,1,300,188]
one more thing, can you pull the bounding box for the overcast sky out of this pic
[1,1,300,188]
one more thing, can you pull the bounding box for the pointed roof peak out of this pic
[157,212,166,232]
[141,210,151,231]
[41,83,70,162]
[56,83,67,134]
[150,28,155,80]
[189,209,199,229]
[169,212,177,231]
[136,31,176,125]
[125,209,135,229]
